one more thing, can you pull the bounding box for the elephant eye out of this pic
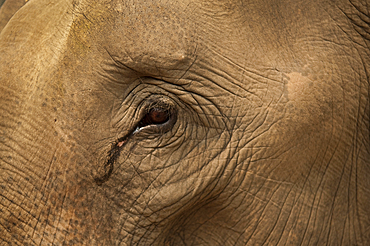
[138,107,170,128]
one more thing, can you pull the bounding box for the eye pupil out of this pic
[138,108,170,127]
[149,109,169,124]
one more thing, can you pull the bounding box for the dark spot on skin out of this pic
[54,119,57,122]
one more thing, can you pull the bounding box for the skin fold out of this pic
[0,0,27,31]
[0,0,369,245]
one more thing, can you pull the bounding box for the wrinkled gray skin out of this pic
[0,0,370,245]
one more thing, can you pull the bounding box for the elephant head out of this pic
[0,0,369,245]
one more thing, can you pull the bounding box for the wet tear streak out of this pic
[94,138,127,186]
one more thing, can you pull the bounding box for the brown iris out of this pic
[138,108,170,127]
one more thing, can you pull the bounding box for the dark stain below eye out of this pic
[94,110,168,186]
[94,136,128,186]
[94,104,173,186]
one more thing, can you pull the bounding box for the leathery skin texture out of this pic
[0,0,369,245]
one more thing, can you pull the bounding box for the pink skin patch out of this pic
[117,140,126,147]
